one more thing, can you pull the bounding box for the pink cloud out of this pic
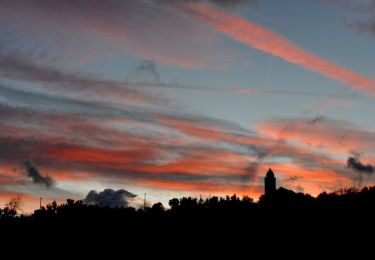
[0,0,236,69]
[0,99,363,200]
[184,3,375,95]
[257,163,353,196]
[140,178,264,198]
[257,117,375,155]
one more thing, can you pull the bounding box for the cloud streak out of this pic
[0,1,370,204]
[159,0,259,9]
[0,50,156,106]
[0,0,236,68]
[183,3,375,95]
[0,91,354,198]
[0,105,359,200]
[257,117,375,154]
[0,49,365,202]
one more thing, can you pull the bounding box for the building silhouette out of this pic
[264,168,276,196]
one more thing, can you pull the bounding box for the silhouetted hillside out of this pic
[2,185,375,234]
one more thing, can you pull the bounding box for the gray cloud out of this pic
[347,156,374,174]
[319,0,375,36]
[0,0,232,68]
[85,189,137,208]
[0,44,359,198]
[158,0,259,9]
[21,160,55,188]
[346,155,374,187]
[0,172,80,207]
[0,50,155,106]
[347,18,375,37]
[0,81,250,136]
[206,0,259,8]
[285,176,300,183]
[0,108,354,196]
[0,0,361,201]
[0,48,354,119]
[127,60,160,83]
[307,116,325,126]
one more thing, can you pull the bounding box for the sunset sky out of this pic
[0,0,375,211]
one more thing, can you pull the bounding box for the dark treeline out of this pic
[2,185,375,233]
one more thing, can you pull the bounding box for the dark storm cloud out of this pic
[347,156,374,174]
[85,189,137,208]
[21,160,55,188]
[346,155,374,187]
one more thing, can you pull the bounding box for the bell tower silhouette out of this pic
[264,168,276,196]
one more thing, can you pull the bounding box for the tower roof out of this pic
[266,168,274,178]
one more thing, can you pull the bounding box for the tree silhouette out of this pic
[1,196,22,218]
[2,184,375,236]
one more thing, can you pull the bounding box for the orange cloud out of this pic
[41,141,252,181]
[185,3,375,95]
[0,102,361,202]
[141,179,263,198]
[257,163,353,196]
[257,118,375,154]
[43,144,156,170]
[157,115,272,146]
[157,116,349,175]
[127,149,251,176]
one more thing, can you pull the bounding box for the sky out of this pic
[0,0,375,211]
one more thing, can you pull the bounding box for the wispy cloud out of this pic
[319,0,375,37]
[0,0,237,68]
[0,99,358,198]
[0,0,370,205]
[257,117,375,154]
[0,50,364,202]
[0,50,157,106]
[158,0,259,9]
[182,3,375,95]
